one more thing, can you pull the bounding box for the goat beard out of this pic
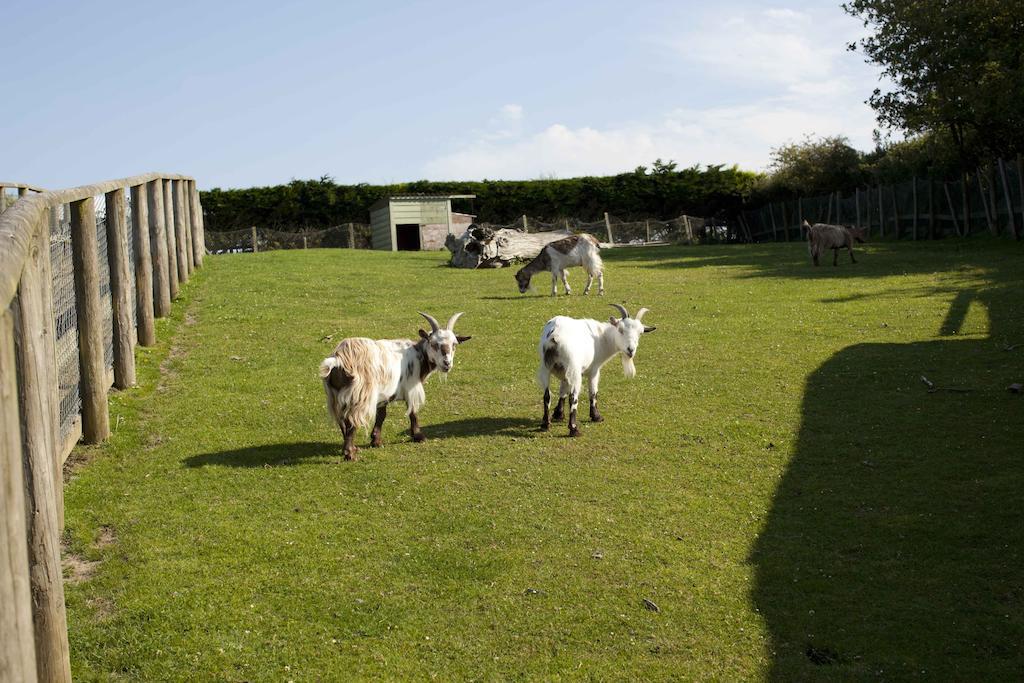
[621,355,636,379]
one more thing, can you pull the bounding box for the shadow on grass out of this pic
[751,256,1024,678]
[420,416,537,440]
[604,239,1021,285]
[183,441,342,468]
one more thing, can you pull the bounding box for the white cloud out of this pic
[423,99,876,180]
[499,104,523,121]
[422,7,887,181]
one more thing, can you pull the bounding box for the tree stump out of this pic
[445,224,571,269]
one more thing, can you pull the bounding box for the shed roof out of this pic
[369,193,476,212]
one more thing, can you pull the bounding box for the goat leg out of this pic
[370,404,387,447]
[552,397,565,421]
[342,420,359,461]
[568,390,581,437]
[541,388,551,431]
[409,411,426,443]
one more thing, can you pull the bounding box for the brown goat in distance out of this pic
[804,220,867,266]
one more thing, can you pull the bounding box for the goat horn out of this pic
[635,307,650,322]
[418,312,440,333]
[445,312,464,330]
[609,303,630,319]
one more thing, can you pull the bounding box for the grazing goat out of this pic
[516,234,604,296]
[537,304,655,436]
[319,312,471,460]
[804,220,867,266]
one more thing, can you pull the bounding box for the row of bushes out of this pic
[199,161,759,231]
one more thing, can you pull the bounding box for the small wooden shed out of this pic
[369,194,476,251]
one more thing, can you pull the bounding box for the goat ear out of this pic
[643,325,657,334]
[418,328,429,340]
[456,335,472,344]
[609,316,619,326]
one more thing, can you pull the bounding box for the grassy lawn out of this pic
[63,239,1023,680]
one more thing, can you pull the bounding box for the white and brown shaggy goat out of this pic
[804,220,867,266]
[538,304,655,436]
[516,233,604,296]
[319,312,470,459]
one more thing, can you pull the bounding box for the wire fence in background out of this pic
[463,213,717,246]
[741,157,1024,243]
[205,223,370,253]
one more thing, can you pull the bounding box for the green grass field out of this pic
[63,240,1023,680]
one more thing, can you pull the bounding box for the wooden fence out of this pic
[739,157,1024,243]
[0,172,205,682]
[0,182,47,213]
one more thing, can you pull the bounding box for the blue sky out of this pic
[1,0,887,190]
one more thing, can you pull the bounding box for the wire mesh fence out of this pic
[205,223,370,253]
[50,204,81,438]
[95,196,114,372]
[741,157,1024,243]
[474,214,711,246]
[207,214,719,256]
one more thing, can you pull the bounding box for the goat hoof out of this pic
[551,411,564,422]
[411,432,426,443]
[540,422,550,432]
[370,438,383,448]
[590,414,604,423]
[568,426,581,437]
[344,448,360,461]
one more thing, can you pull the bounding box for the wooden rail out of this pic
[0,182,46,214]
[0,172,204,682]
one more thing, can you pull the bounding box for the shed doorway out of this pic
[396,224,421,251]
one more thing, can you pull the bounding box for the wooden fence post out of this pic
[855,188,861,229]
[911,177,918,240]
[14,223,73,682]
[877,185,885,238]
[131,184,156,345]
[927,177,935,239]
[768,204,778,241]
[147,180,172,317]
[604,212,614,244]
[1018,154,1024,237]
[36,209,64,526]
[997,157,1017,239]
[163,180,179,298]
[302,235,308,249]
[683,216,693,244]
[962,172,971,236]
[347,223,355,249]
[188,181,205,267]
[645,220,651,243]
[988,162,999,235]
[181,182,194,274]
[104,189,136,389]
[836,191,842,225]
[797,197,804,238]
[0,189,6,214]
[172,181,189,285]
[943,182,962,237]
[70,197,110,443]
[522,214,528,232]
[892,185,901,239]
[977,166,996,234]
[0,309,39,683]
[251,226,258,253]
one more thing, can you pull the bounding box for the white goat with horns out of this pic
[537,303,655,437]
[319,312,470,460]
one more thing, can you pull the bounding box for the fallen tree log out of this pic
[445,224,572,269]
